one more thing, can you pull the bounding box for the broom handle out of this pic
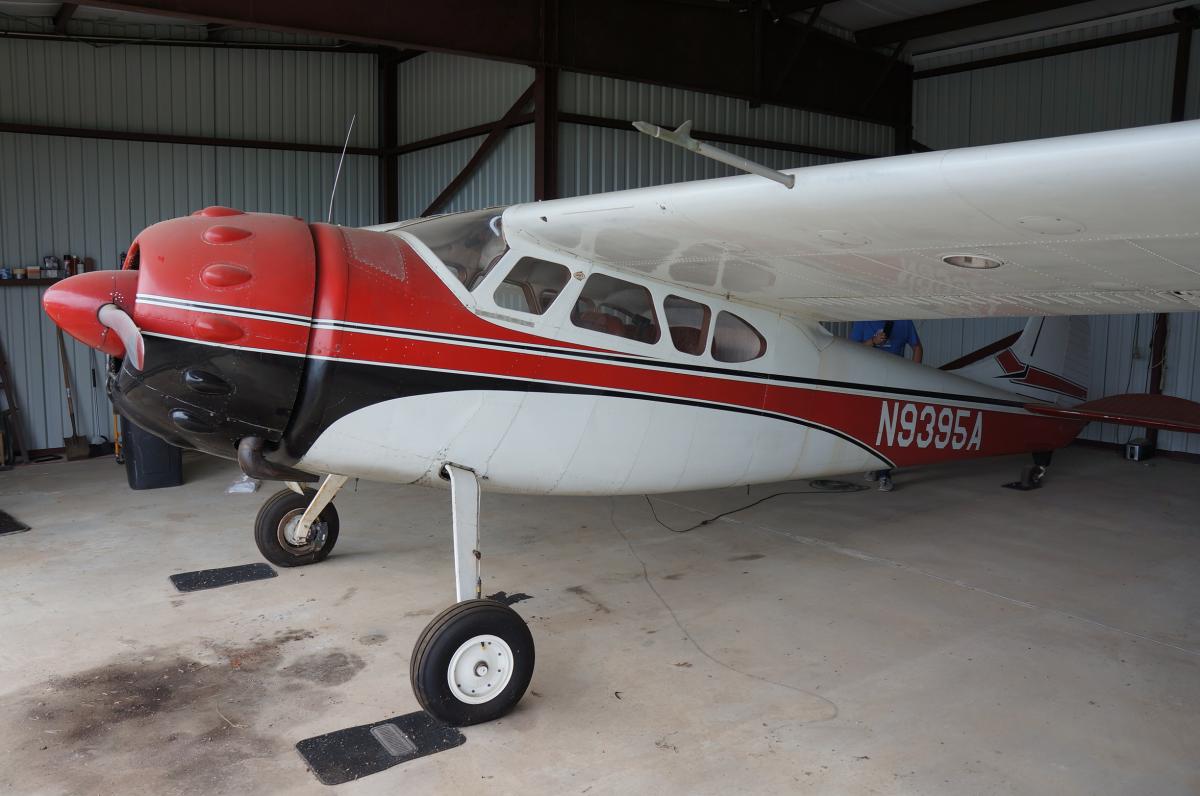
[56,329,81,438]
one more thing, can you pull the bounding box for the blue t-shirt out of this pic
[850,320,921,357]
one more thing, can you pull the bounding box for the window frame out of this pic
[487,256,574,317]
[569,271,663,346]
[662,293,713,357]
[556,268,773,364]
[710,309,769,364]
[428,242,773,366]
[466,249,583,330]
[396,208,509,291]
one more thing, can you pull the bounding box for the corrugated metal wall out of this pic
[0,38,376,144]
[559,72,894,155]
[913,9,1200,451]
[395,54,534,220]
[0,36,378,452]
[1161,313,1200,454]
[397,127,534,219]
[397,53,532,145]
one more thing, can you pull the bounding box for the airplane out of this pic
[42,119,1200,727]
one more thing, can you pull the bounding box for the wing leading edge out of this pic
[503,121,1200,321]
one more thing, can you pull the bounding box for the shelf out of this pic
[0,278,66,287]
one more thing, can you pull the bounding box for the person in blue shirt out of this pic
[849,320,923,363]
[849,320,924,492]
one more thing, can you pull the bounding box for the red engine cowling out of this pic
[45,206,318,463]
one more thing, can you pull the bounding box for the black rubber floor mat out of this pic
[296,711,466,785]
[169,562,277,592]
[0,510,30,536]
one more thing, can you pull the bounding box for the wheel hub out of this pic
[447,634,514,705]
[278,508,324,552]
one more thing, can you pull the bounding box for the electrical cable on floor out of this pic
[609,499,841,719]
[643,479,868,534]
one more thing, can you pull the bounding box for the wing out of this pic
[502,121,1200,321]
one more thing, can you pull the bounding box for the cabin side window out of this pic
[663,295,711,356]
[570,273,661,344]
[711,311,767,363]
[492,257,572,315]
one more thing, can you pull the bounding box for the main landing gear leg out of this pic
[409,464,535,726]
[253,474,347,566]
[1003,451,1053,491]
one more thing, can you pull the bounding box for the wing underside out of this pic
[503,121,1200,321]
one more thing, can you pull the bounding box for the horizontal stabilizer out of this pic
[1025,393,1200,434]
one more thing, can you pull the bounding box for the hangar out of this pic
[1,0,1199,792]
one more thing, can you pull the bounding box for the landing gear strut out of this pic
[409,464,534,726]
[1003,451,1053,491]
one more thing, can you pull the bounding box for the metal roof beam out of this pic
[914,11,1200,79]
[77,0,910,125]
[0,28,379,52]
[422,84,536,216]
[53,3,78,34]
[766,0,829,17]
[857,0,1096,47]
[770,2,824,96]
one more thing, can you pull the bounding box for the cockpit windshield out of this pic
[401,207,509,288]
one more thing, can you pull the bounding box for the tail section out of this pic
[947,317,1200,436]
[942,317,1090,406]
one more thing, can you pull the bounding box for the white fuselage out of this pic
[296,229,1044,495]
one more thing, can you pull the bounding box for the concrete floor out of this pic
[0,446,1197,795]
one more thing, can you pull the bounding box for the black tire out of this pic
[410,599,535,726]
[253,488,339,567]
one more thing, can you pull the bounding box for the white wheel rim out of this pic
[447,634,514,705]
[281,512,305,546]
[279,508,322,551]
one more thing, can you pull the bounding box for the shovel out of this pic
[56,328,90,461]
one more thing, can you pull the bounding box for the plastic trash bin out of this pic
[121,415,183,489]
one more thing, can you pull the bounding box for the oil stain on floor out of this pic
[0,629,365,795]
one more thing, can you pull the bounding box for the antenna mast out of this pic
[327,114,358,223]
